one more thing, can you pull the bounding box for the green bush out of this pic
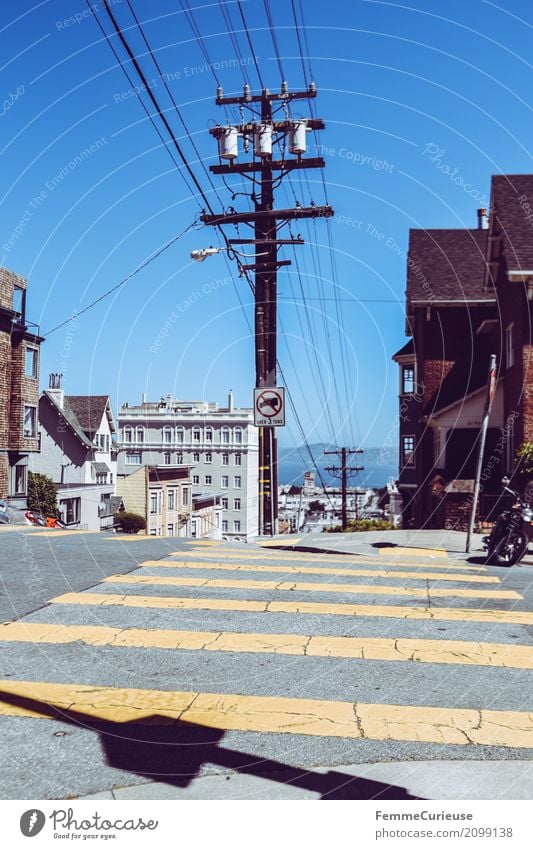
[326,519,393,533]
[114,512,147,534]
[516,443,533,477]
[27,472,58,517]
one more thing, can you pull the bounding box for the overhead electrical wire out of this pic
[235,0,265,90]
[43,219,200,336]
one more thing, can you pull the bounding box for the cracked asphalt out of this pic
[0,527,532,800]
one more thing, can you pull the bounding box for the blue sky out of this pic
[1,0,532,452]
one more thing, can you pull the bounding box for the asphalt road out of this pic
[0,526,532,801]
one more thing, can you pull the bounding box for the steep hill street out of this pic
[0,527,532,800]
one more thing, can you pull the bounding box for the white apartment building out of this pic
[117,391,258,540]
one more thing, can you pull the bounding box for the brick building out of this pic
[393,175,533,529]
[0,267,43,509]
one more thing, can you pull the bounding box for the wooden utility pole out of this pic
[466,354,497,553]
[201,83,333,535]
[325,447,364,530]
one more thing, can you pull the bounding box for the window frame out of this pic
[401,435,416,468]
[506,323,515,369]
[25,347,38,378]
[401,364,415,395]
[23,404,37,438]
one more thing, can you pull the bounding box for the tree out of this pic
[308,499,325,514]
[27,472,58,517]
[287,485,302,495]
[114,512,147,534]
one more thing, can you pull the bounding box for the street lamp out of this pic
[191,246,268,262]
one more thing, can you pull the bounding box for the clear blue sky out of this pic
[1,0,532,451]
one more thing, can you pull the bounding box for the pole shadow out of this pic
[0,689,422,800]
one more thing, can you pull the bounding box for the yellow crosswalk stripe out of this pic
[173,549,484,571]
[140,559,499,584]
[0,679,531,748]
[2,621,532,669]
[50,592,533,625]
[103,573,521,600]
[29,529,100,537]
[259,538,302,547]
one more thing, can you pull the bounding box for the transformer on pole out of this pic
[202,82,334,536]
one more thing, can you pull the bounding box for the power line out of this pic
[43,219,200,336]
[235,0,264,89]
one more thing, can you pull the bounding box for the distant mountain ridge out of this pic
[278,445,398,489]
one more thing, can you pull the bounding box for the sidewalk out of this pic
[259,528,533,565]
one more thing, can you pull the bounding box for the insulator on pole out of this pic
[216,84,223,99]
[308,81,316,95]
[243,83,251,100]
[289,120,308,155]
[254,124,273,157]
[281,80,288,97]
[217,126,239,160]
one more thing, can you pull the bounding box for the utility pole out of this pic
[202,82,333,536]
[325,448,364,531]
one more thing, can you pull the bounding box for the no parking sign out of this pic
[253,387,285,427]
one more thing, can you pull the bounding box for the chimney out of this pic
[477,208,488,229]
[228,389,234,412]
[48,372,64,409]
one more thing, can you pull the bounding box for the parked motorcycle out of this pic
[483,477,533,566]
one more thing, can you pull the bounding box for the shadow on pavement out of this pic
[0,689,422,800]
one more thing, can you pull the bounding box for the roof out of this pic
[65,396,112,436]
[490,175,533,271]
[392,338,414,360]
[407,229,491,304]
[42,391,93,448]
[92,462,110,473]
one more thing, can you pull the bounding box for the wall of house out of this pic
[117,467,147,520]
[35,398,90,484]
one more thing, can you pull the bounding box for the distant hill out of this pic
[278,445,398,489]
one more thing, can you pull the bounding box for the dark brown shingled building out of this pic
[394,174,533,529]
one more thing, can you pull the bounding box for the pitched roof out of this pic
[42,391,93,448]
[490,175,533,270]
[407,229,491,303]
[64,396,110,435]
[392,338,414,360]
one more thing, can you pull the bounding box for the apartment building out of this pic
[117,464,192,537]
[0,267,43,510]
[35,378,118,530]
[117,391,258,539]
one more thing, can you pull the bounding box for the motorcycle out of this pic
[482,477,533,566]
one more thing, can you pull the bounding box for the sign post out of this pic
[466,354,497,553]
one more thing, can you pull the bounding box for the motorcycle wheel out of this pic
[489,531,528,567]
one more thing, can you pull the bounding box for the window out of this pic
[176,428,184,444]
[14,465,26,495]
[401,365,415,394]
[167,525,174,537]
[125,453,141,465]
[205,428,213,442]
[401,436,415,467]
[96,473,107,485]
[234,427,242,445]
[234,453,241,466]
[182,487,189,507]
[506,324,514,369]
[176,452,183,464]
[222,520,228,533]
[193,428,201,442]
[123,427,132,444]
[25,348,37,378]
[222,453,229,466]
[192,474,200,485]
[168,490,175,510]
[13,286,24,315]
[205,452,212,463]
[234,498,241,510]
[222,427,230,444]
[23,405,36,438]
[164,452,171,465]
[60,497,80,525]
[234,475,241,488]
[221,497,229,510]
[163,426,173,444]
[221,475,229,488]
[205,475,212,485]
[136,427,145,444]
[150,493,158,514]
[234,520,241,533]
[193,451,200,462]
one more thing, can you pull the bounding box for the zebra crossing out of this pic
[0,536,532,798]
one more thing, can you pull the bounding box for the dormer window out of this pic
[401,365,415,394]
